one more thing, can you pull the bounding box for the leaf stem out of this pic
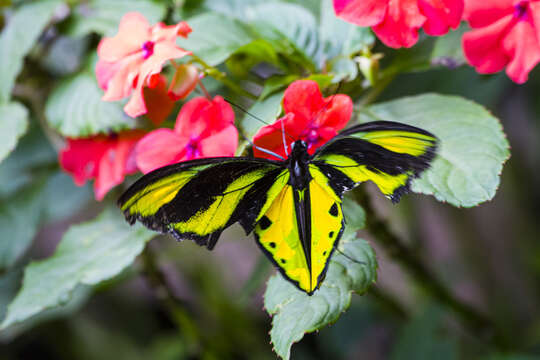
[191,55,257,100]
[354,188,510,350]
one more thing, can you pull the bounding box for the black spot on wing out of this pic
[329,203,339,217]
[259,216,272,230]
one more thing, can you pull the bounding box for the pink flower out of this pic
[60,130,145,201]
[253,80,352,159]
[135,96,238,174]
[333,0,464,48]
[96,12,192,118]
[462,0,540,83]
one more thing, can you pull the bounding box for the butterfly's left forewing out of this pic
[118,157,285,248]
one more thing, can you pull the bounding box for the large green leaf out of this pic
[264,200,375,360]
[0,208,154,329]
[246,3,320,69]
[45,72,137,137]
[177,13,255,66]
[358,94,510,207]
[0,183,45,271]
[0,0,62,103]
[319,0,375,59]
[0,102,28,164]
[68,0,167,37]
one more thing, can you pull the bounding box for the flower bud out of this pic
[168,64,199,101]
[355,52,382,86]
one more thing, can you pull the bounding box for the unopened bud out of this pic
[168,64,199,101]
[355,53,382,86]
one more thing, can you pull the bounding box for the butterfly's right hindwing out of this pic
[118,157,284,248]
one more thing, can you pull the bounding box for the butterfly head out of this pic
[290,140,307,155]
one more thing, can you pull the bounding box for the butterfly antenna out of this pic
[335,247,366,265]
[281,116,289,157]
[224,99,296,142]
[225,99,286,161]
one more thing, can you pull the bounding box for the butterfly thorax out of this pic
[287,140,312,190]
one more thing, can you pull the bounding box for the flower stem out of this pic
[354,188,510,350]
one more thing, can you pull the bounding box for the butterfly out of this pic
[118,120,438,294]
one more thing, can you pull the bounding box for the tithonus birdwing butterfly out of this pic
[118,90,438,295]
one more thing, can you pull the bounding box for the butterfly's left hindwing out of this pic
[118,157,285,248]
[313,121,438,202]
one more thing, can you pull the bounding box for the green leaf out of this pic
[43,172,93,223]
[0,123,56,197]
[431,25,468,68]
[391,305,458,360]
[0,183,45,271]
[68,0,167,37]
[0,208,154,329]
[226,39,281,77]
[45,72,137,137]
[177,13,255,66]
[246,3,320,69]
[0,0,62,103]
[319,0,375,59]
[358,94,510,207]
[0,102,28,163]
[264,198,375,360]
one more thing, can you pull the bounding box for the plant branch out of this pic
[141,244,201,354]
[354,188,510,350]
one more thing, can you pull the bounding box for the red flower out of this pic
[96,12,192,118]
[462,0,540,83]
[60,130,145,201]
[252,80,352,159]
[135,96,238,174]
[333,0,464,48]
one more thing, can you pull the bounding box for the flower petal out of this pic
[372,0,426,48]
[135,128,188,174]
[282,80,325,137]
[315,94,353,131]
[152,21,192,42]
[199,124,239,158]
[462,15,514,74]
[143,75,175,126]
[333,0,388,27]
[168,64,199,101]
[97,12,150,63]
[124,42,191,117]
[174,96,235,137]
[100,54,144,101]
[59,137,109,186]
[418,0,463,36]
[503,18,540,83]
[253,113,295,160]
[463,0,514,28]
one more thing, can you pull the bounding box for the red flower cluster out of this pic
[253,80,352,159]
[60,13,237,200]
[334,0,464,48]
